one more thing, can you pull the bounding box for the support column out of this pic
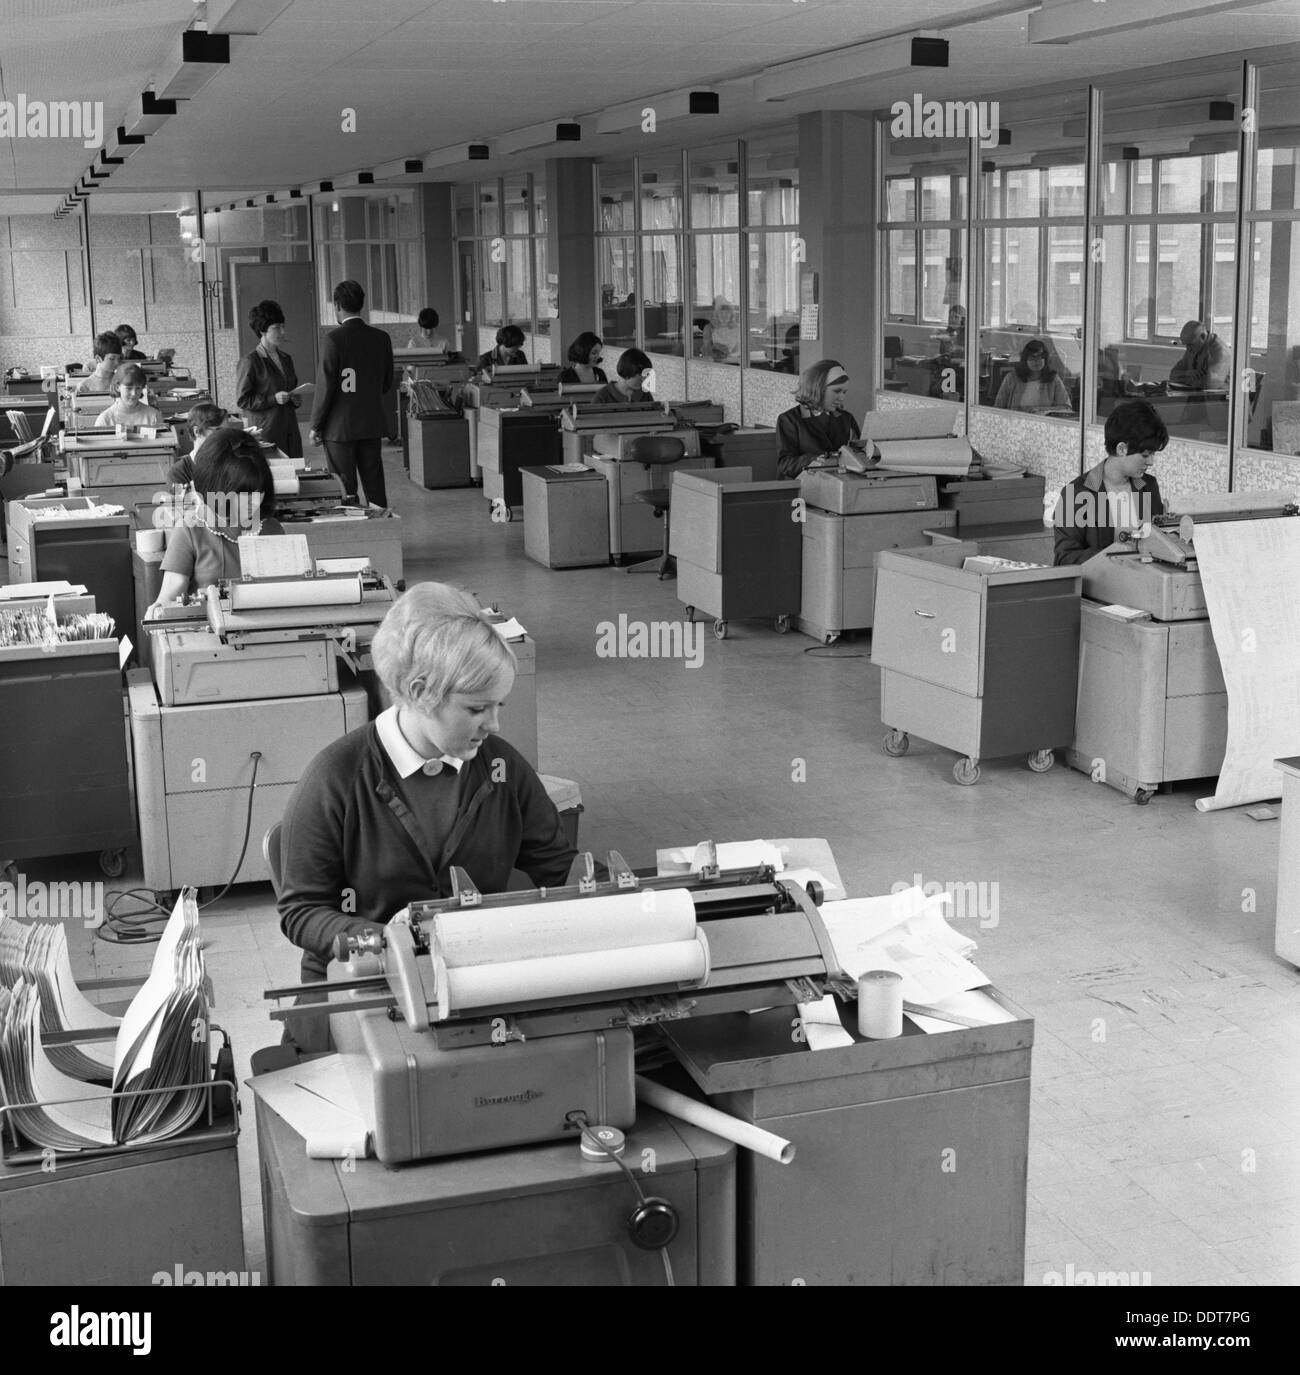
[546,158,597,358]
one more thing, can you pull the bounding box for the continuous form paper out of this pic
[797,993,855,1050]
[236,533,312,580]
[872,437,973,476]
[246,1053,369,1161]
[860,410,954,443]
[820,887,988,1006]
[229,573,360,609]
[1192,517,1300,810]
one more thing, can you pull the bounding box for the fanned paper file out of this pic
[0,891,211,1151]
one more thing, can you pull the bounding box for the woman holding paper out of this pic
[147,431,282,608]
[776,359,866,478]
[236,299,304,458]
[277,583,576,1008]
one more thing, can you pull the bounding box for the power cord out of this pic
[97,751,264,944]
[566,1110,677,1286]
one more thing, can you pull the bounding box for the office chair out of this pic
[262,821,283,899]
[625,434,688,578]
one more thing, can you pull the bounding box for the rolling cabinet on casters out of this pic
[871,543,1082,785]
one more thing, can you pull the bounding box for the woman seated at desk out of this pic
[592,348,654,405]
[1052,399,1166,565]
[147,430,282,609]
[168,403,229,487]
[276,583,576,1043]
[559,332,608,386]
[476,325,528,374]
[702,298,742,362]
[776,359,864,479]
[993,339,1073,413]
[114,323,147,362]
[94,364,163,431]
[75,332,123,394]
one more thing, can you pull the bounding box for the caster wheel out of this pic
[685,606,695,623]
[1027,749,1055,773]
[775,615,791,634]
[953,757,981,786]
[1134,788,1153,806]
[713,620,728,640]
[98,848,126,878]
[883,730,910,758]
[824,632,840,646]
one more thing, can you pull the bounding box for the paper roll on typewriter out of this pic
[428,889,710,1020]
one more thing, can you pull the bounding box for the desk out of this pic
[0,1120,244,1286]
[1275,757,1300,968]
[926,520,1054,565]
[670,468,802,638]
[409,413,472,489]
[1066,602,1227,804]
[477,407,562,513]
[521,465,609,569]
[255,1097,735,1286]
[872,544,1082,784]
[660,987,1032,1286]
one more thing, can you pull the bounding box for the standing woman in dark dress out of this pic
[236,299,303,458]
[776,359,864,478]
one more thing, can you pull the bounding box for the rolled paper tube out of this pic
[305,1129,369,1160]
[858,969,903,1039]
[272,474,301,496]
[229,577,361,610]
[635,1076,794,1165]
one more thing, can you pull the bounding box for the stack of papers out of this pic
[0,891,211,1150]
[820,886,990,1007]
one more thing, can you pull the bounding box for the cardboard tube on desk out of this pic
[635,1074,795,1165]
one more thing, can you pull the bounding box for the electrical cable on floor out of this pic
[96,752,264,945]
[802,642,866,658]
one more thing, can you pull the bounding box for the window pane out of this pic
[886,230,916,319]
[983,227,1040,330]
[503,174,530,236]
[747,231,801,373]
[505,238,531,325]
[599,237,637,347]
[480,243,502,326]
[478,184,500,239]
[1046,225,1085,333]
[642,234,683,356]
[640,153,683,231]
[691,233,741,364]
[885,176,916,221]
[1246,221,1299,451]
[532,177,548,237]
[534,238,554,337]
[689,142,739,229]
[597,160,636,232]
[746,127,799,226]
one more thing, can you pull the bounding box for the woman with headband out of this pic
[776,359,864,478]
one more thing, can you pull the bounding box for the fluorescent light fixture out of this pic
[1030,0,1247,44]
[112,127,147,160]
[206,0,294,33]
[374,156,424,178]
[288,188,303,199]
[596,89,721,136]
[756,33,946,103]
[155,30,231,100]
[317,180,333,193]
[98,150,123,168]
[265,194,276,203]
[121,91,177,138]
[468,144,491,161]
[496,121,580,156]
[1064,102,1235,138]
[333,171,374,188]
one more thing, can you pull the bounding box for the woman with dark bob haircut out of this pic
[559,332,607,386]
[476,324,528,373]
[235,298,304,457]
[993,338,1073,413]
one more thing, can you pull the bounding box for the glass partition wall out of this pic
[877,49,1300,479]
[0,196,91,383]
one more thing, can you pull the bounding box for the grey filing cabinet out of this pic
[661,991,1033,1286]
[255,1098,735,1285]
[871,543,1082,784]
[520,465,610,568]
[797,469,956,645]
[0,1126,245,1285]
[670,467,802,638]
[409,413,472,489]
[1065,600,1227,803]
[938,473,1046,527]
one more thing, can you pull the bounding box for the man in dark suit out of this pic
[309,279,394,508]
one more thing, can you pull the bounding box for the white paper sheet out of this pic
[247,1053,369,1160]
[797,994,855,1051]
[237,533,312,579]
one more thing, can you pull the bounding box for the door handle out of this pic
[913,609,937,618]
